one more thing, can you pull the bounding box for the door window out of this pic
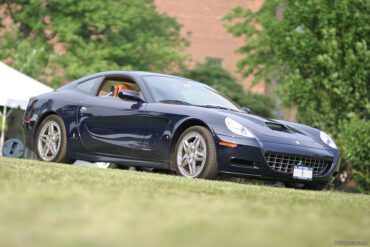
[97,78,141,98]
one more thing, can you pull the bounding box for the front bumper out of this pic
[215,134,340,185]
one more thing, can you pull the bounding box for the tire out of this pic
[35,114,73,163]
[172,126,218,179]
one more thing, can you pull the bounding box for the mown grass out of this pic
[0,157,369,247]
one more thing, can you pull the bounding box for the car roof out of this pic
[82,70,186,79]
[58,70,212,91]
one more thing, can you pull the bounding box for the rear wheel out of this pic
[173,126,218,179]
[35,115,73,163]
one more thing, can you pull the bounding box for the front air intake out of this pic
[264,152,332,176]
[265,122,291,132]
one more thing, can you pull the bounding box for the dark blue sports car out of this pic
[23,71,340,189]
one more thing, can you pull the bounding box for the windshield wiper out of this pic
[159,100,192,105]
[197,104,235,111]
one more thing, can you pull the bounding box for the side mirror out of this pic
[118,90,142,102]
[242,107,252,114]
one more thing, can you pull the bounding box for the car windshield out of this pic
[143,76,241,111]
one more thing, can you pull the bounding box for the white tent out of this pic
[0,61,53,155]
[0,62,53,109]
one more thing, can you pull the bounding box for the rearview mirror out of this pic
[118,90,142,102]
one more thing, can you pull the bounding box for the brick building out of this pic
[155,0,266,94]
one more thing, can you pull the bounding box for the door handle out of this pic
[80,106,87,113]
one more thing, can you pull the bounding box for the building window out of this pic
[205,57,223,66]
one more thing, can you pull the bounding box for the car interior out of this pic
[97,78,141,98]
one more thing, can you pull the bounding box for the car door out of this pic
[138,103,184,163]
[77,76,148,160]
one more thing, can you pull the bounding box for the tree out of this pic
[224,0,369,192]
[0,0,186,87]
[182,62,275,118]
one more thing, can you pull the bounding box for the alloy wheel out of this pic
[37,120,61,161]
[176,131,207,178]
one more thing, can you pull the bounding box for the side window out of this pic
[76,77,100,95]
[97,78,141,98]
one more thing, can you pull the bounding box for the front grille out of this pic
[264,152,332,176]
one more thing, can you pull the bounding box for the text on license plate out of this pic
[293,166,313,180]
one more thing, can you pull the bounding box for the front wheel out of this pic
[35,115,72,163]
[173,126,218,179]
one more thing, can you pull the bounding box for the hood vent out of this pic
[265,122,292,133]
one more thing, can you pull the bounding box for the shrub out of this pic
[339,115,370,193]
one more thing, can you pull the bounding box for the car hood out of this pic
[220,110,326,150]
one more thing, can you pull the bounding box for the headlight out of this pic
[225,117,255,138]
[320,131,337,149]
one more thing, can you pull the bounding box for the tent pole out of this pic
[0,105,6,156]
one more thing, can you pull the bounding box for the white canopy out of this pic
[0,61,53,156]
[0,61,53,110]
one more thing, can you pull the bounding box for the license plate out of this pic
[293,166,313,180]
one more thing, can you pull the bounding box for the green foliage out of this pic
[339,115,370,192]
[182,62,275,117]
[0,0,186,87]
[225,0,370,191]
[0,117,7,132]
[224,1,282,85]
[0,106,8,132]
[0,30,60,87]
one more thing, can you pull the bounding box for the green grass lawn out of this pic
[0,157,369,247]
